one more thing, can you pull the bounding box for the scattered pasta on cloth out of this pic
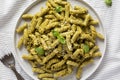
[16,0,104,80]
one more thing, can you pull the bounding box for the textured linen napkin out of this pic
[0,0,120,80]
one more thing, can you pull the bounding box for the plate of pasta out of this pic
[14,0,106,80]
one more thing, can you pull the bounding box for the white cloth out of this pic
[0,0,120,80]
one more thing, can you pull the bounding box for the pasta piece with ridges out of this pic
[65,3,70,19]
[66,35,72,51]
[48,0,58,8]
[42,78,56,80]
[71,31,81,43]
[97,32,104,40]
[43,49,58,64]
[92,51,102,57]
[52,65,67,72]
[22,54,34,60]
[76,65,82,79]
[36,17,43,29]
[54,69,67,78]
[46,59,60,69]
[67,18,85,26]
[38,73,53,78]
[17,36,24,48]
[35,7,49,17]
[29,61,37,68]
[23,29,28,45]
[66,60,79,67]
[22,14,33,19]
[83,14,90,26]
[89,46,99,55]
[71,49,84,59]
[54,0,67,5]
[32,68,45,73]
[46,22,59,30]
[33,55,43,65]
[51,60,66,69]
[52,11,64,20]
[28,17,37,33]
[16,22,27,33]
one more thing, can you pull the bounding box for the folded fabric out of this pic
[0,0,120,80]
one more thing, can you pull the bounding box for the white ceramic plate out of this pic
[14,0,106,80]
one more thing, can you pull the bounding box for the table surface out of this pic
[0,0,120,80]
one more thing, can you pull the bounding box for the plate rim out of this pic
[13,0,106,80]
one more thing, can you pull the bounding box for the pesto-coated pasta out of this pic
[43,49,58,64]
[55,25,70,33]
[71,49,84,59]
[89,20,99,25]
[67,18,85,26]
[48,0,58,8]
[66,60,79,67]
[74,6,88,14]
[17,0,104,80]
[16,22,27,33]
[33,54,43,65]
[29,61,37,68]
[67,65,73,74]
[17,36,24,48]
[97,32,104,40]
[22,14,33,19]
[40,38,48,50]
[76,65,82,79]
[51,60,66,69]
[39,19,49,34]
[22,54,34,60]
[45,22,59,30]
[28,17,37,33]
[65,3,70,19]
[32,68,45,73]
[23,29,29,45]
[81,33,95,43]
[46,58,60,69]
[54,69,67,78]
[66,35,72,51]
[89,46,99,55]
[84,14,90,26]
[71,31,81,43]
[45,15,55,19]
[55,0,67,5]
[42,78,56,80]
[38,73,53,78]
[36,8,49,17]
[51,39,59,49]
[92,51,102,57]
[52,11,64,20]
[80,59,94,68]
[36,17,43,29]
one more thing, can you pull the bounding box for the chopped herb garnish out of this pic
[35,47,45,56]
[83,44,90,53]
[57,36,66,44]
[55,6,62,13]
[52,30,59,37]
[52,30,66,44]
[105,0,112,6]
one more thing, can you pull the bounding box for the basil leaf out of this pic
[52,30,59,37]
[35,47,45,56]
[55,6,62,13]
[52,30,66,44]
[83,44,90,53]
[57,36,66,44]
[105,0,112,6]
